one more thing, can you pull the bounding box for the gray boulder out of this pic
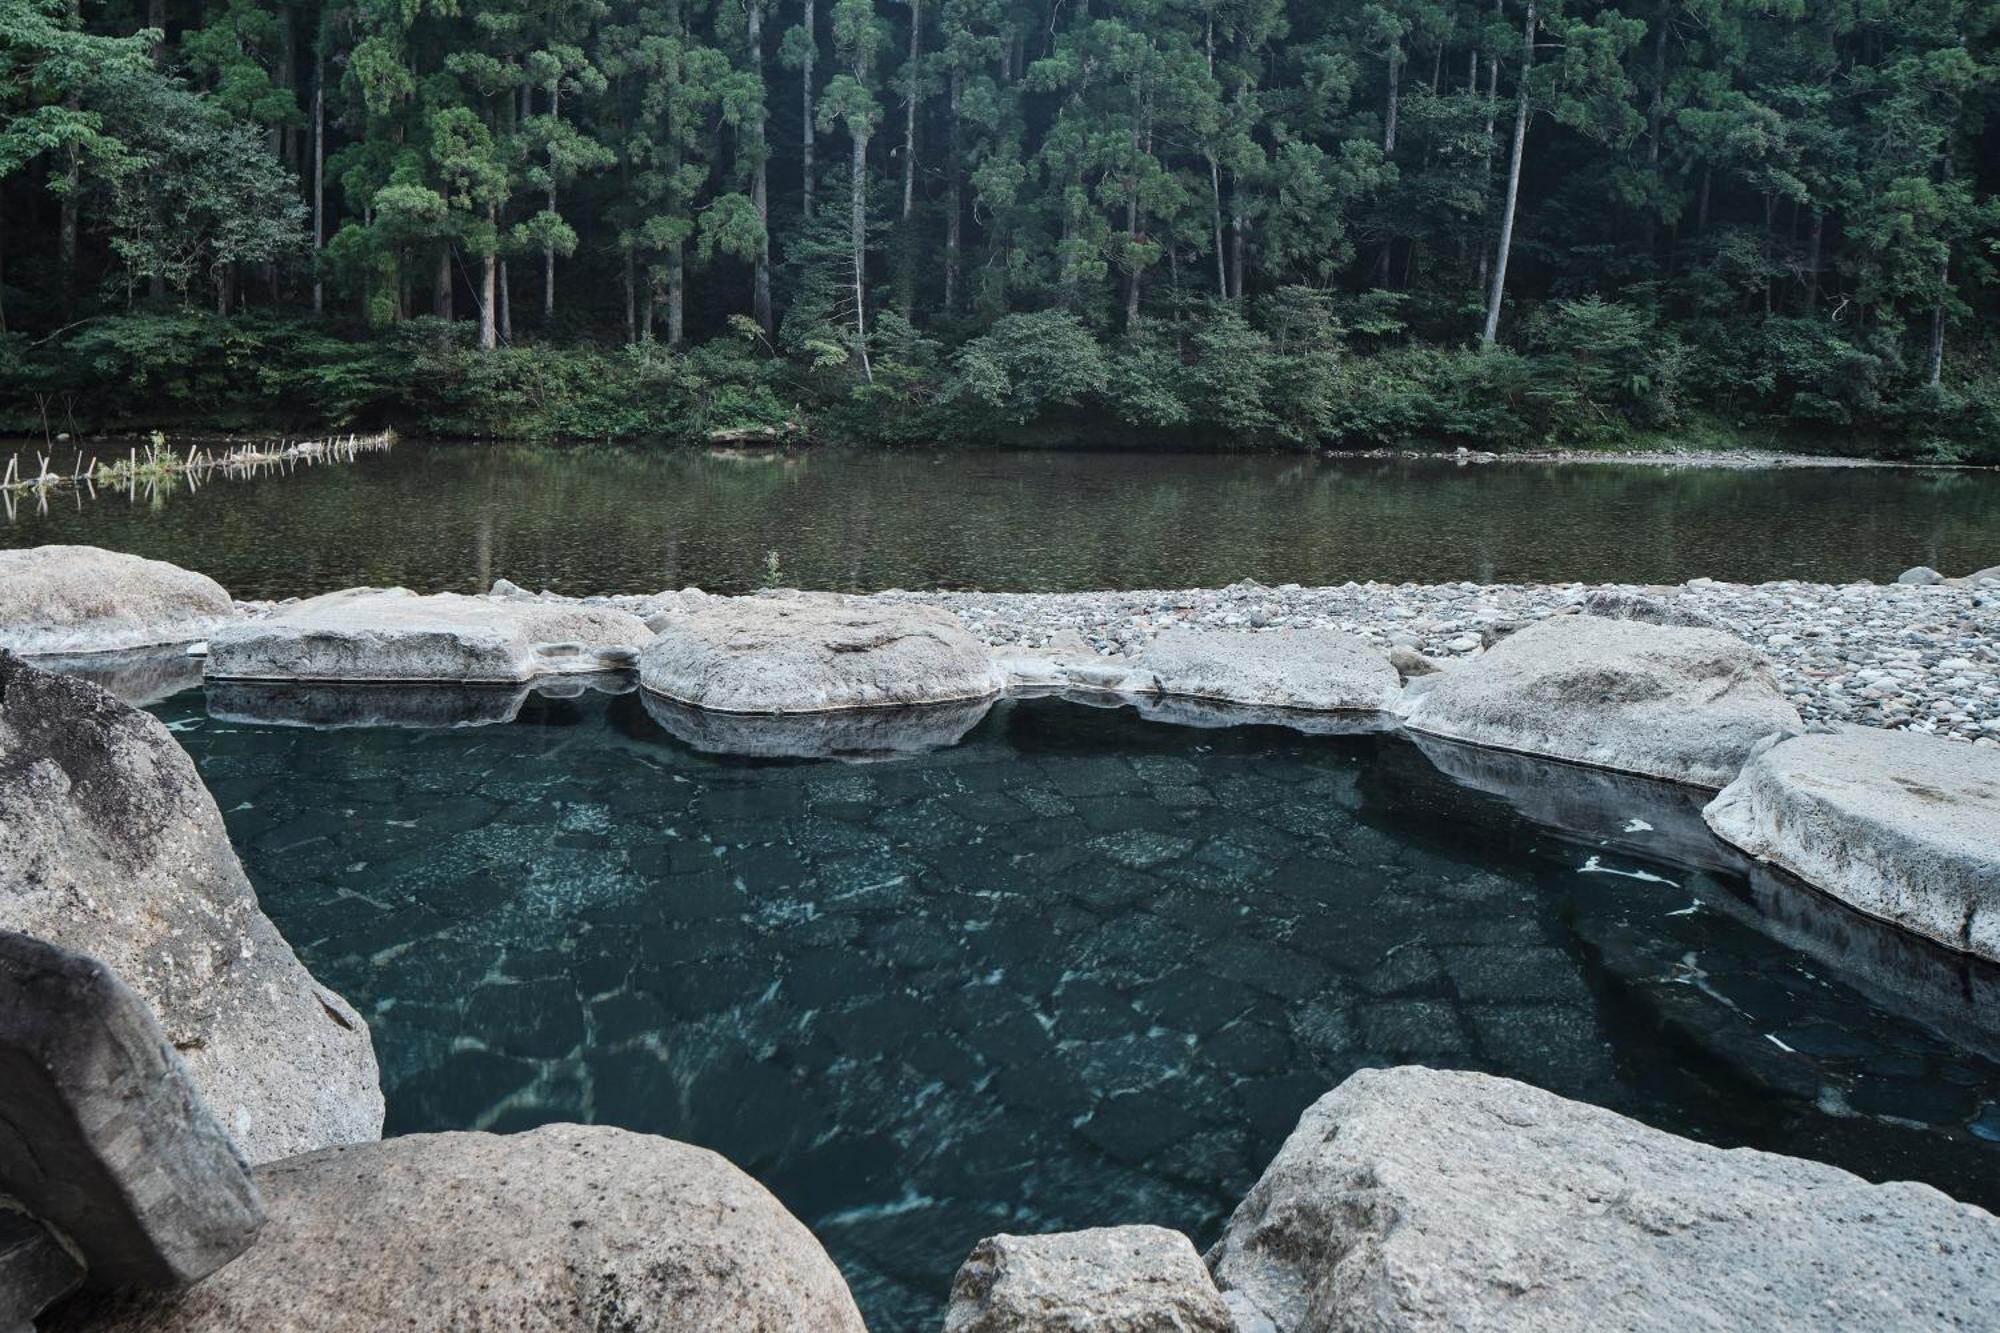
[1951,564,2000,587]
[0,932,264,1291]
[56,1125,867,1333]
[19,645,204,707]
[1208,1065,2000,1333]
[640,593,1004,713]
[1577,588,1727,632]
[0,546,237,656]
[2,1212,83,1331]
[0,653,383,1163]
[1395,614,1800,788]
[1896,565,1946,586]
[204,588,652,684]
[643,690,992,760]
[1136,628,1401,713]
[1703,727,2000,961]
[944,1226,1233,1333]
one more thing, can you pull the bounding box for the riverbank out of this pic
[508,574,1996,743]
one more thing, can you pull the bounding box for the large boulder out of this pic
[1208,1066,2000,1332]
[1703,727,2000,961]
[0,546,236,656]
[944,1226,1234,1333]
[55,1125,868,1333]
[0,652,383,1163]
[640,593,1005,713]
[204,588,652,684]
[643,690,993,760]
[0,932,264,1291]
[1575,589,1727,632]
[1394,614,1800,788]
[1136,628,1401,714]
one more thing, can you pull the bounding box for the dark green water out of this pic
[149,685,2000,1331]
[10,444,1999,596]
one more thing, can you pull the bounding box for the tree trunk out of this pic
[480,205,498,348]
[851,130,871,381]
[623,245,637,343]
[802,0,817,217]
[311,62,325,313]
[59,0,80,324]
[668,239,685,345]
[1480,0,1534,348]
[1383,36,1400,156]
[901,0,919,222]
[434,244,453,319]
[1209,155,1226,297]
[277,4,298,173]
[748,0,773,332]
[1229,199,1244,301]
[1806,209,1823,310]
[943,68,961,310]
[1927,249,1948,386]
[499,257,512,340]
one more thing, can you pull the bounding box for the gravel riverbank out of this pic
[866,576,2000,744]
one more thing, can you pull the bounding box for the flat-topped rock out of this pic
[643,690,992,760]
[640,593,1004,713]
[0,546,237,655]
[944,1226,1234,1333]
[1136,627,1401,713]
[1704,727,2000,961]
[0,932,264,1291]
[1208,1066,2000,1332]
[1395,614,1800,788]
[0,652,382,1163]
[56,1125,866,1333]
[204,588,652,684]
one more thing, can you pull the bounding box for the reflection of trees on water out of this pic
[3,444,1997,597]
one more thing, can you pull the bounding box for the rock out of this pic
[943,1226,1233,1333]
[1951,564,2000,587]
[1703,727,2000,961]
[642,690,993,760]
[206,676,632,730]
[56,1125,866,1333]
[1896,566,1946,586]
[1577,589,1727,632]
[20,645,204,707]
[0,653,383,1163]
[0,546,237,656]
[1136,628,1400,713]
[1386,645,1441,680]
[640,594,1004,713]
[1,1211,84,1329]
[1395,615,1800,788]
[1208,1066,2000,1333]
[205,588,651,684]
[0,931,264,1290]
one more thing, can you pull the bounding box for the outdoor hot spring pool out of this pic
[147,682,2000,1330]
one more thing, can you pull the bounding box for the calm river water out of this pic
[7,443,1998,595]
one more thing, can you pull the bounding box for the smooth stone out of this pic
[1208,1066,2000,1332]
[0,931,264,1290]
[1386,645,1441,680]
[205,675,631,730]
[1704,727,2000,961]
[1950,564,2000,586]
[1395,615,1800,788]
[204,588,651,684]
[1577,589,1728,631]
[54,1126,866,1333]
[1896,566,1945,586]
[639,593,1004,713]
[0,653,383,1164]
[1,1211,84,1329]
[943,1226,1233,1333]
[642,690,992,760]
[1135,627,1401,713]
[0,546,237,656]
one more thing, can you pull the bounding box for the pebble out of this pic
[869,578,2000,744]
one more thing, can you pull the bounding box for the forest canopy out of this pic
[2,0,1997,454]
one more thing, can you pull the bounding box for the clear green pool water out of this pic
[148,684,2000,1331]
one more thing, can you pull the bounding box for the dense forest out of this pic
[2,0,1997,454]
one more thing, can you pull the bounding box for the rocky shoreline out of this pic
[5,544,2000,1330]
[862,574,2000,743]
